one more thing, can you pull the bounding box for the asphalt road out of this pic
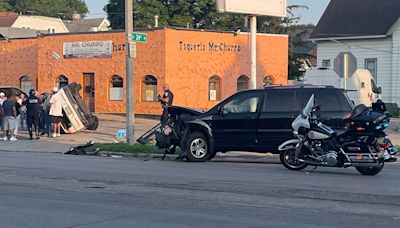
[0,152,400,228]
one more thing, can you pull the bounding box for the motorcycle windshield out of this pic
[302,94,315,118]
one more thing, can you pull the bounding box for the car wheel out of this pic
[185,132,210,162]
[87,116,99,130]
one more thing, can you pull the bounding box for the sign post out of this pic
[125,0,135,145]
[217,0,287,89]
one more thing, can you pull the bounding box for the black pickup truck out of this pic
[138,86,354,162]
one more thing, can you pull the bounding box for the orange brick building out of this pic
[0,27,288,115]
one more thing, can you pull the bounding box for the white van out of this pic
[304,68,381,106]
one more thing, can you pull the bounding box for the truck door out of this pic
[256,89,297,151]
[211,91,262,151]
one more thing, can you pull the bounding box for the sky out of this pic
[85,0,331,25]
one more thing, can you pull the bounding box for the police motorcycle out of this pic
[278,94,389,175]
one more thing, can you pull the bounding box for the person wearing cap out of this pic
[24,89,42,140]
[49,87,63,138]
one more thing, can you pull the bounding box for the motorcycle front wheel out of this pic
[355,163,384,176]
[280,148,308,170]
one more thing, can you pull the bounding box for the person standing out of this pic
[12,95,21,139]
[41,91,52,137]
[1,94,18,141]
[25,89,42,140]
[17,93,27,130]
[49,87,63,138]
[0,92,6,137]
[158,84,174,122]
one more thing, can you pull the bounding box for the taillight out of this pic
[345,113,351,118]
[381,143,388,149]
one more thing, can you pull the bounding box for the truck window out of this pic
[263,90,295,112]
[295,89,352,112]
[223,92,261,113]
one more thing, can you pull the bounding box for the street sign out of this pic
[129,42,136,58]
[334,52,357,78]
[132,33,147,43]
[217,0,287,17]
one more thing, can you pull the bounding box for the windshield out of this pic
[302,94,315,117]
[371,79,378,93]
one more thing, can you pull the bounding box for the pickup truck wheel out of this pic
[185,132,210,162]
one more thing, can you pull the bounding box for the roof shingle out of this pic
[0,12,19,27]
[310,0,400,39]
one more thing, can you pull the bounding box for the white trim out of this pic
[311,35,387,41]
[387,17,400,36]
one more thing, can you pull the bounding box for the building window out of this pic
[20,76,32,93]
[365,58,377,82]
[56,75,69,89]
[237,75,249,92]
[209,76,221,101]
[142,75,158,102]
[263,76,274,87]
[322,59,331,67]
[109,75,124,101]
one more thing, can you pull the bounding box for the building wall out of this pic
[0,28,288,115]
[316,39,393,102]
[0,38,39,89]
[13,16,69,33]
[392,25,400,103]
[164,29,288,109]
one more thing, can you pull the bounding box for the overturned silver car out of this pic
[59,82,99,133]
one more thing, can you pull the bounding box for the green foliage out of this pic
[0,1,11,11]
[105,0,242,30]
[1,0,88,19]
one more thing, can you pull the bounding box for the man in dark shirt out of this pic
[25,89,42,140]
[158,84,174,122]
[1,94,17,141]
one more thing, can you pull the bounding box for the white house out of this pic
[0,12,69,34]
[64,18,111,33]
[310,0,400,104]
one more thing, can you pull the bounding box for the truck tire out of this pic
[185,132,210,162]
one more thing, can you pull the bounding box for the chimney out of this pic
[154,15,159,27]
[72,13,81,21]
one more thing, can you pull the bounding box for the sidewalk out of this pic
[0,114,158,153]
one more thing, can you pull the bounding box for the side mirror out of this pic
[377,87,382,94]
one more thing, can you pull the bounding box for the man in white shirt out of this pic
[49,87,63,138]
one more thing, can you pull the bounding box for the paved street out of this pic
[0,152,400,228]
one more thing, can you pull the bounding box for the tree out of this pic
[0,1,11,11]
[3,0,88,20]
[105,0,243,30]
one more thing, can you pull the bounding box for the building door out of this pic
[83,73,95,112]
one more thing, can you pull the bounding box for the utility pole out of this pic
[250,15,257,89]
[125,0,135,144]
